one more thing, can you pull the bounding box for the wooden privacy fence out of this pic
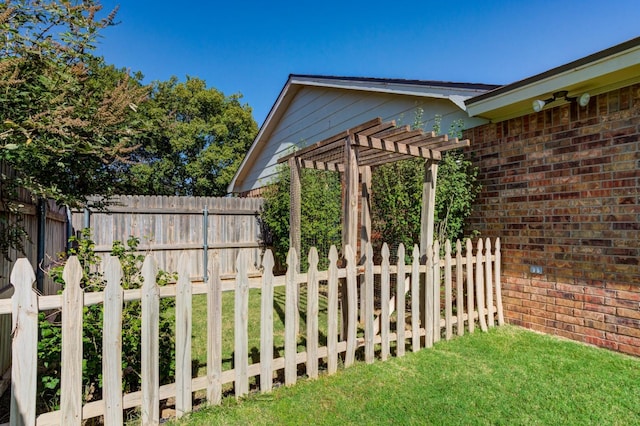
[2,237,502,425]
[71,195,264,278]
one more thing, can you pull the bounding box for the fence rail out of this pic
[3,237,502,425]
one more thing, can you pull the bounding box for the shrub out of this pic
[37,230,176,411]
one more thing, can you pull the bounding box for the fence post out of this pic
[433,240,441,343]
[425,244,433,348]
[203,205,208,284]
[61,256,84,425]
[485,238,495,328]
[307,248,319,377]
[207,253,222,404]
[141,255,160,425]
[411,245,420,352]
[495,238,505,325]
[475,239,487,332]
[260,250,275,391]
[344,245,357,367]
[444,240,453,340]
[466,239,475,333]
[364,243,375,363]
[176,252,193,416]
[456,240,464,336]
[103,256,124,426]
[234,251,249,397]
[327,246,339,374]
[396,243,406,357]
[380,244,391,360]
[284,247,298,385]
[10,258,38,426]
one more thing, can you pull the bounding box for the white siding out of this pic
[237,86,484,193]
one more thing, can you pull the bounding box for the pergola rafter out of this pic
[278,116,470,263]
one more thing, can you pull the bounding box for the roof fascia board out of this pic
[289,75,487,100]
[467,42,640,118]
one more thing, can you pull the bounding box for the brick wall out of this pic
[466,84,640,356]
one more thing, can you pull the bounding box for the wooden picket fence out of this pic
[1,238,502,425]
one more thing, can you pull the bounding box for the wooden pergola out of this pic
[278,117,470,261]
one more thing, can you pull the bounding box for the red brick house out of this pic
[465,37,640,355]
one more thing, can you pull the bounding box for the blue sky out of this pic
[96,1,640,126]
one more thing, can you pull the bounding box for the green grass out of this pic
[170,326,640,425]
[188,286,332,388]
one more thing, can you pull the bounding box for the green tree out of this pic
[0,1,148,204]
[118,77,258,196]
[0,1,148,259]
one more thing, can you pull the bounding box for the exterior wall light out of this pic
[532,90,591,112]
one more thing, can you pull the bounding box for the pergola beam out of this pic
[354,134,442,161]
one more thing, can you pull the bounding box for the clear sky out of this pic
[95,1,640,126]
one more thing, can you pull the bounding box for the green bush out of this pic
[260,166,341,271]
[37,230,176,411]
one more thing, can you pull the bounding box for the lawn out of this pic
[171,325,640,425]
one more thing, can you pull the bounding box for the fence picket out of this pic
[61,256,83,426]
[141,255,160,425]
[345,245,358,367]
[456,240,464,337]
[260,250,275,391]
[466,239,475,333]
[475,239,488,332]
[285,248,298,385]
[234,251,249,397]
[433,240,441,343]
[364,243,375,363]
[495,238,505,325]
[10,259,38,426]
[327,246,339,375]
[380,244,391,360]
[207,253,222,404]
[444,240,453,340]
[396,243,406,357]
[103,256,124,426]
[425,244,434,348]
[485,238,495,328]
[307,248,320,377]
[176,252,192,416]
[411,245,420,352]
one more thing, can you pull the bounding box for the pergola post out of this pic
[420,158,438,328]
[288,157,301,335]
[342,133,359,255]
[341,133,359,338]
[289,157,302,260]
[359,165,372,264]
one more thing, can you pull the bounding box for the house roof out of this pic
[466,36,640,121]
[228,75,498,194]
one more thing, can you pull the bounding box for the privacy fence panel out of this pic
[71,195,264,278]
[1,162,68,387]
[1,237,502,425]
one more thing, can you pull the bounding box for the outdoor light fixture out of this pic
[532,90,591,112]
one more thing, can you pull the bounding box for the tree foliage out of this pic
[118,77,258,196]
[0,1,148,261]
[0,0,148,206]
